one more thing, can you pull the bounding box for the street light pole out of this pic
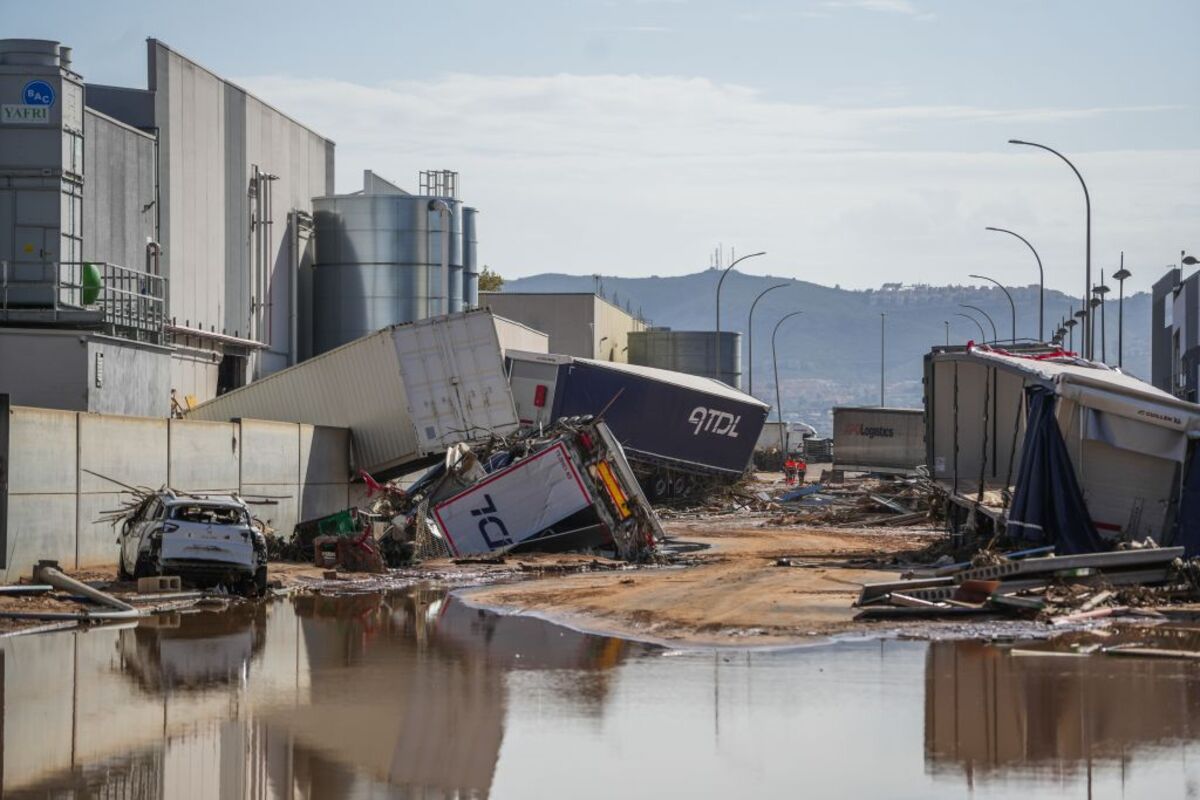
[1065,310,1077,352]
[985,226,1044,341]
[944,320,949,346]
[714,250,766,386]
[969,273,1017,343]
[955,312,987,342]
[747,281,789,397]
[771,311,803,454]
[880,312,886,406]
[960,304,998,342]
[1113,253,1132,369]
[1009,139,1092,358]
[1093,270,1110,363]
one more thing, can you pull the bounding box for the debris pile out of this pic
[766,475,941,528]
[854,545,1197,621]
[284,418,664,569]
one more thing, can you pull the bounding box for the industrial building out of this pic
[480,291,645,362]
[1151,264,1199,401]
[0,37,482,416]
[627,328,742,389]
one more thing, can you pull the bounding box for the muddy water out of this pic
[2,589,1198,799]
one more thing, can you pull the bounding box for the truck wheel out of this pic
[253,566,268,596]
[117,555,132,582]
[652,477,669,500]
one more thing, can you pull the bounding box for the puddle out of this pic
[2,587,1198,798]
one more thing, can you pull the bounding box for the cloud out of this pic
[239,71,1199,295]
[822,0,922,15]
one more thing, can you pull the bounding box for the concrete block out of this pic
[75,491,127,571]
[4,494,76,582]
[240,419,300,486]
[241,483,299,539]
[169,418,239,492]
[299,424,350,484]
[138,575,181,593]
[8,407,76,493]
[77,414,168,493]
[299,483,350,525]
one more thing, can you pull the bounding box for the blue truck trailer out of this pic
[505,351,770,499]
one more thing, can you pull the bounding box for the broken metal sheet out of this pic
[953,547,1184,583]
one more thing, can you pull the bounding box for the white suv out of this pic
[118,492,268,594]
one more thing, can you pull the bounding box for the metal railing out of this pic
[1,260,168,344]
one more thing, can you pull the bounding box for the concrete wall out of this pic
[2,405,352,582]
[480,292,645,361]
[0,330,89,410]
[0,329,171,417]
[81,108,156,271]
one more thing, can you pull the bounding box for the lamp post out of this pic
[771,311,803,453]
[747,281,789,397]
[715,250,766,386]
[960,303,998,342]
[879,312,886,406]
[955,312,987,342]
[1093,270,1110,363]
[1113,253,1131,369]
[985,226,1044,341]
[1064,312,1077,351]
[944,320,950,346]
[969,273,1016,343]
[1009,139,1092,358]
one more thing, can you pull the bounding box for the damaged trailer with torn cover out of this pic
[186,310,521,476]
[925,343,1200,553]
[505,351,770,500]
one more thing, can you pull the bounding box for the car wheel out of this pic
[133,552,156,579]
[117,554,132,582]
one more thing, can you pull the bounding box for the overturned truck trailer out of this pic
[431,419,663,559]
[925,343,1200,554]
[187,310,522,476]
[505,351,769,499]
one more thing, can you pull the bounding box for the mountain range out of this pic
[499,270,1152,436]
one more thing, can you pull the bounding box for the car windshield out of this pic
[169,504,248,526]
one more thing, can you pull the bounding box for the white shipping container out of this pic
[186,310,520,474]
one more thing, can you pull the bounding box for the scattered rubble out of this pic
[854,544,1200,625]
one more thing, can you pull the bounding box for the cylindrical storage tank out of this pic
[462,207,479,308]
[627,330,742,390]
[311,194,465,355]
[0,39,66,67]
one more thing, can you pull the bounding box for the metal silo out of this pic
[627,329,742,389]
[310,171,470,355]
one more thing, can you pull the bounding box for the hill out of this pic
[499,270,1151,435]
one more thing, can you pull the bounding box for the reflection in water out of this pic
[1,589,1198,798]
[924,628,1200,789]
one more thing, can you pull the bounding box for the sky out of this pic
[6,0,1199,295]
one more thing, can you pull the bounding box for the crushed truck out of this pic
[340,417,664,561]
[505,351,770,499]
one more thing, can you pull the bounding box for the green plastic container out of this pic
[81,262,102,305]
